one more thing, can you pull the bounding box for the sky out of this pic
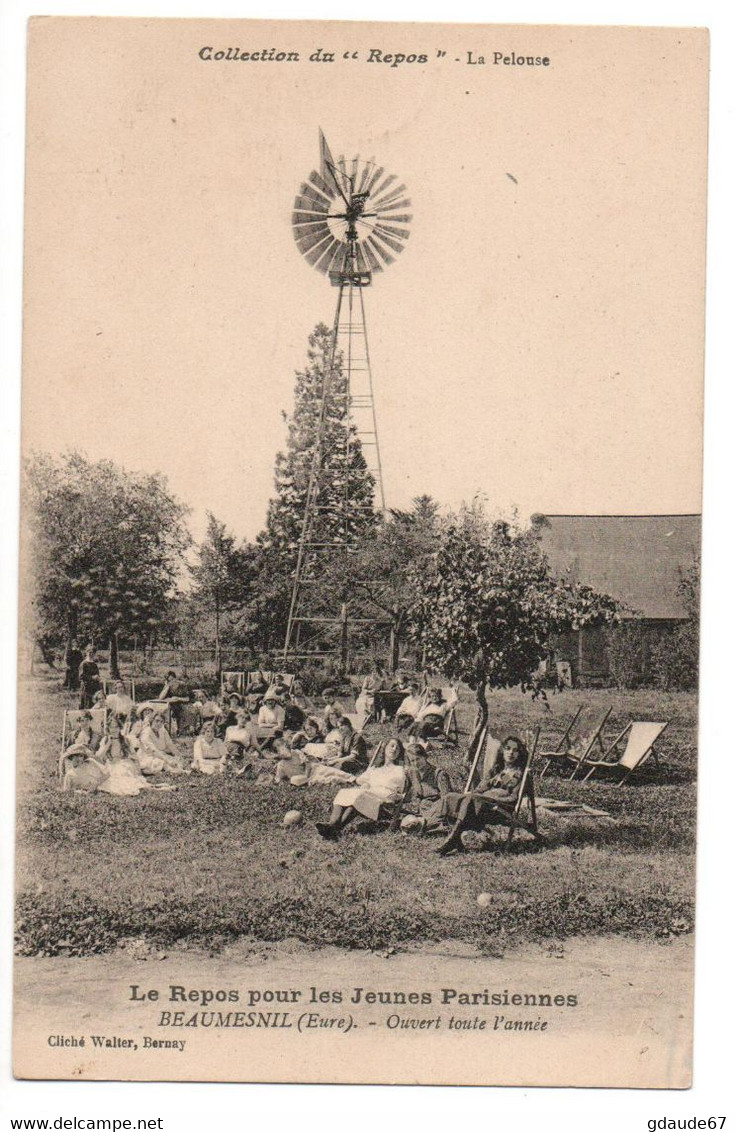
[21,20,707,543]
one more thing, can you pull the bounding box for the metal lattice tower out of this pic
[282,132,411,669]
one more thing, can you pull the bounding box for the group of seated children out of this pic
[313,732,528,853]
[393,683,458,738]
[60,712,183,796]
[60,665,527,855]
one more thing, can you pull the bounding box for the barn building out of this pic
[537,514,701,686]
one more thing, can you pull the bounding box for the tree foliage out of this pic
[343,495,441,667]
[408,501,618,700]
[261,322,378,559]
[22,452,191,652]
[649,555,700,691]
[248,322,380,655]
[185,512,254,664]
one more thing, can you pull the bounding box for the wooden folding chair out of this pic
[440,685,460,745]
[221,671,246,697]
[578,720,669,785]
[460,727,543,850]
[538,705,583,759]
[498,728,544,850]
[538,706,613,779]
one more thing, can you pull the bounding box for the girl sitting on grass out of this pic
[139,711,186,775]
[97,716,152,796]
[191,720,227,775]
[315,737,406,841]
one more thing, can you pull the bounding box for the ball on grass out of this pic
[476,892,493,908]
[282,809,303,828]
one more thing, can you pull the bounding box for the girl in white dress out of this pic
[315,738,406,840]
[191,720,227,775]
[139,712,186,775]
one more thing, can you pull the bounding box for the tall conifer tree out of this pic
[262,323,378,558]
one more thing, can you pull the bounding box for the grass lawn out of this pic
[15,677,697,957]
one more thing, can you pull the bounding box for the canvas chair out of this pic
[495,728,543,850]
[59,707,107,779]
[538,705,583,759]
[221,670,246,697]
[578,720,669,785]
[343,711,369,734]
[101,676,134,696]
[247,669,272,690]
[538,706,613,779]
[458,726,543,850]
[412,685,459,745]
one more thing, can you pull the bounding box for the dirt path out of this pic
[14,935,692,1087]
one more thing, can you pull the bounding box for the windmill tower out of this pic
[282,130,411,669]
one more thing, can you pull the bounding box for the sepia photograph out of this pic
[12,17,707,1087]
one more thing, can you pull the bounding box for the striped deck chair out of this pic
[538,707,613,780]
[578,720,669,785]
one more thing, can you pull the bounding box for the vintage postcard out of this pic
[14,18,707,1086]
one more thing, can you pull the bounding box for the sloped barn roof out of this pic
[538,514,701,619]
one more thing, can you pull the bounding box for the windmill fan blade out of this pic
[293,200,330,223]
[372,225,407,256]
[357,237,383,273]
[366,233,394,267]
[295,226,334,256]
[313,238,343,275]
[303,232,341,269]
[364,165,385,195]
[295,184,332,212]
[351,156,359,186]
[375,197,412,216]
[372,222,410,241]
[292,212,332,230]
[371,173,398,200]
[323,241,349,276]
[293,221,332,246]
[308,170,335,200]
[356,160,374,195]
[372,212,412,225]
[372,183,408,210]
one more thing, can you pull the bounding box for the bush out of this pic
[650,623,699,691]
[605,623,648,689]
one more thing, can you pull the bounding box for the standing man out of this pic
[63,638,83,692]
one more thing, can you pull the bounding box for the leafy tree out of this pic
[22,451,191,676]
[187,512,253,672]
[344,495,441,670]
[407,500,619,744]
